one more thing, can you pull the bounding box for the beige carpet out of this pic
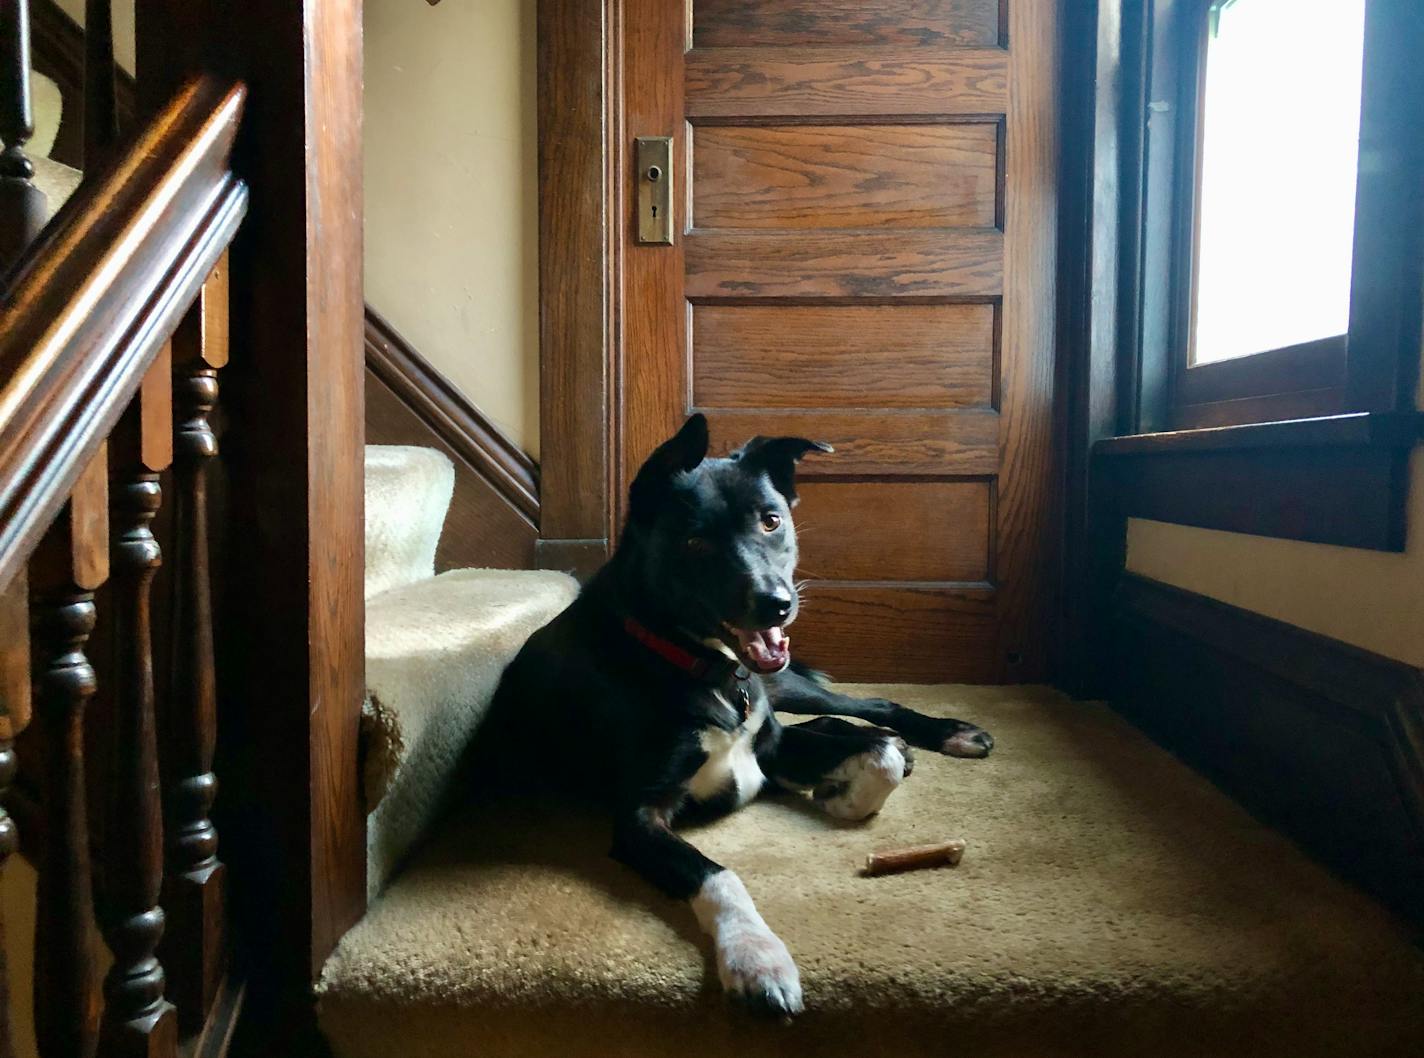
[363,568,579,898]
[319,685,1424,1058]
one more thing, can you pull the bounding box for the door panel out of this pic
[684,230,1004,298]
[791,585,998,684]
[795,480,992,583]
[691,303,996,409]
[692,124,1000,230]
[691,0,1003,49]
[622,0,1059,681]
[684,47,1009,116]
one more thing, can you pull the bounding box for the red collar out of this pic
[621,616,752,721]
[622,616,729,680]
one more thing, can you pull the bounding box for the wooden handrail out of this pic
[0,75,247,593]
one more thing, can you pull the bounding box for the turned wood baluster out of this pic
[0,0,47,272]
[31,447,109,1058]
[84,0,120,167]
[162,260,229,1031]
[0,570,32,1058]
[100,352,178,1058]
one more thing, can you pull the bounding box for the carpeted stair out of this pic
[319,449,1424,1057]
[358,446,578,897]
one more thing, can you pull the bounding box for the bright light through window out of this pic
[1192,0,1366,365]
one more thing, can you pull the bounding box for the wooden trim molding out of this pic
[1094,413,1422,551]
[1096,411,1424,456]
[364,307,539,523]
[535,0,617,575]
[1112,574,1424,929]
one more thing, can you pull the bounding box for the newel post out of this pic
[136,0,366,1040]
[133,0,369,1041]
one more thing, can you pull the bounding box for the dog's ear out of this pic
[628,413,710,521]
[734,436,833,505]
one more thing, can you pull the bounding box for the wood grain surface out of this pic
[795,479,991,582]
[537,0,615,549]
[685,229,1003,298]
[693,0,1001,49]
[692,122,998,230]
[792,583,997,682]
[988,0,1060,679]
[692,302,995,409]
[686,46,1008,117]
[613,0,1059,680]
[699,409,999,476]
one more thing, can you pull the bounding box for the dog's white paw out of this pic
[692,870,804,1017]
[715,920,803,1016]
[814,739,906,820]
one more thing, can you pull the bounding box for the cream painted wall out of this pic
[364,0,540,457]
[1126,340,1424,666]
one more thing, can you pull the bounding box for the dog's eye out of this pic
[685,536,713,554]
[759,512,782,533]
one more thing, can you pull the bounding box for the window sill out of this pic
[1095,412,1422,457]
[1092,413,1423,551]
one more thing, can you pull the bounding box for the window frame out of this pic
[1131,0,1414,432]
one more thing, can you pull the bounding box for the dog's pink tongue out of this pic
[738,626,789,674]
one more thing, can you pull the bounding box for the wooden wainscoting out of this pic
[1111,574,1424,929]
[364,309,539,571]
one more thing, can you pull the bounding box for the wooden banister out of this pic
[1,1,366,1048]
[0,75,247,597]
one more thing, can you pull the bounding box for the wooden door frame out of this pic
[536,0,621,577]
[537,0,1083,682]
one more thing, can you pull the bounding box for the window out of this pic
[1124,0,1418,431]
[1092,0,1424,552]
[1190,0,1365,367]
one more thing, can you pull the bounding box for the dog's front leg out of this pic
[766,719,911,820]
[611,805,802,1017]
[765,665,995,758]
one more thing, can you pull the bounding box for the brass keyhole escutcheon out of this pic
[635,136,673,245]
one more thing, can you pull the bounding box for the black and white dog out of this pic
[481,413,994,1017]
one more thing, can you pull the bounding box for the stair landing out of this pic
[319,684,1424,1058]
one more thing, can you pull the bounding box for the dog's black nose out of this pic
[753,590,793,626]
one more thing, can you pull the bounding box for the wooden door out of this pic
[621,0,1061,682]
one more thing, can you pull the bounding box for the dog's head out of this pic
[621,414,831,674]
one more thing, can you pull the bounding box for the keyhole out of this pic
[651,205,658,218]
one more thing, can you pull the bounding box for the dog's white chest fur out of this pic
[687,697,766,808]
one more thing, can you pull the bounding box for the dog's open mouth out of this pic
[723,623,790,674]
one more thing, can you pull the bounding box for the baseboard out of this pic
[534,537,608,580]
[1112,574,1424,929]
[364,308,540,571]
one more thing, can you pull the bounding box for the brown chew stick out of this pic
[861,840,966,877]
